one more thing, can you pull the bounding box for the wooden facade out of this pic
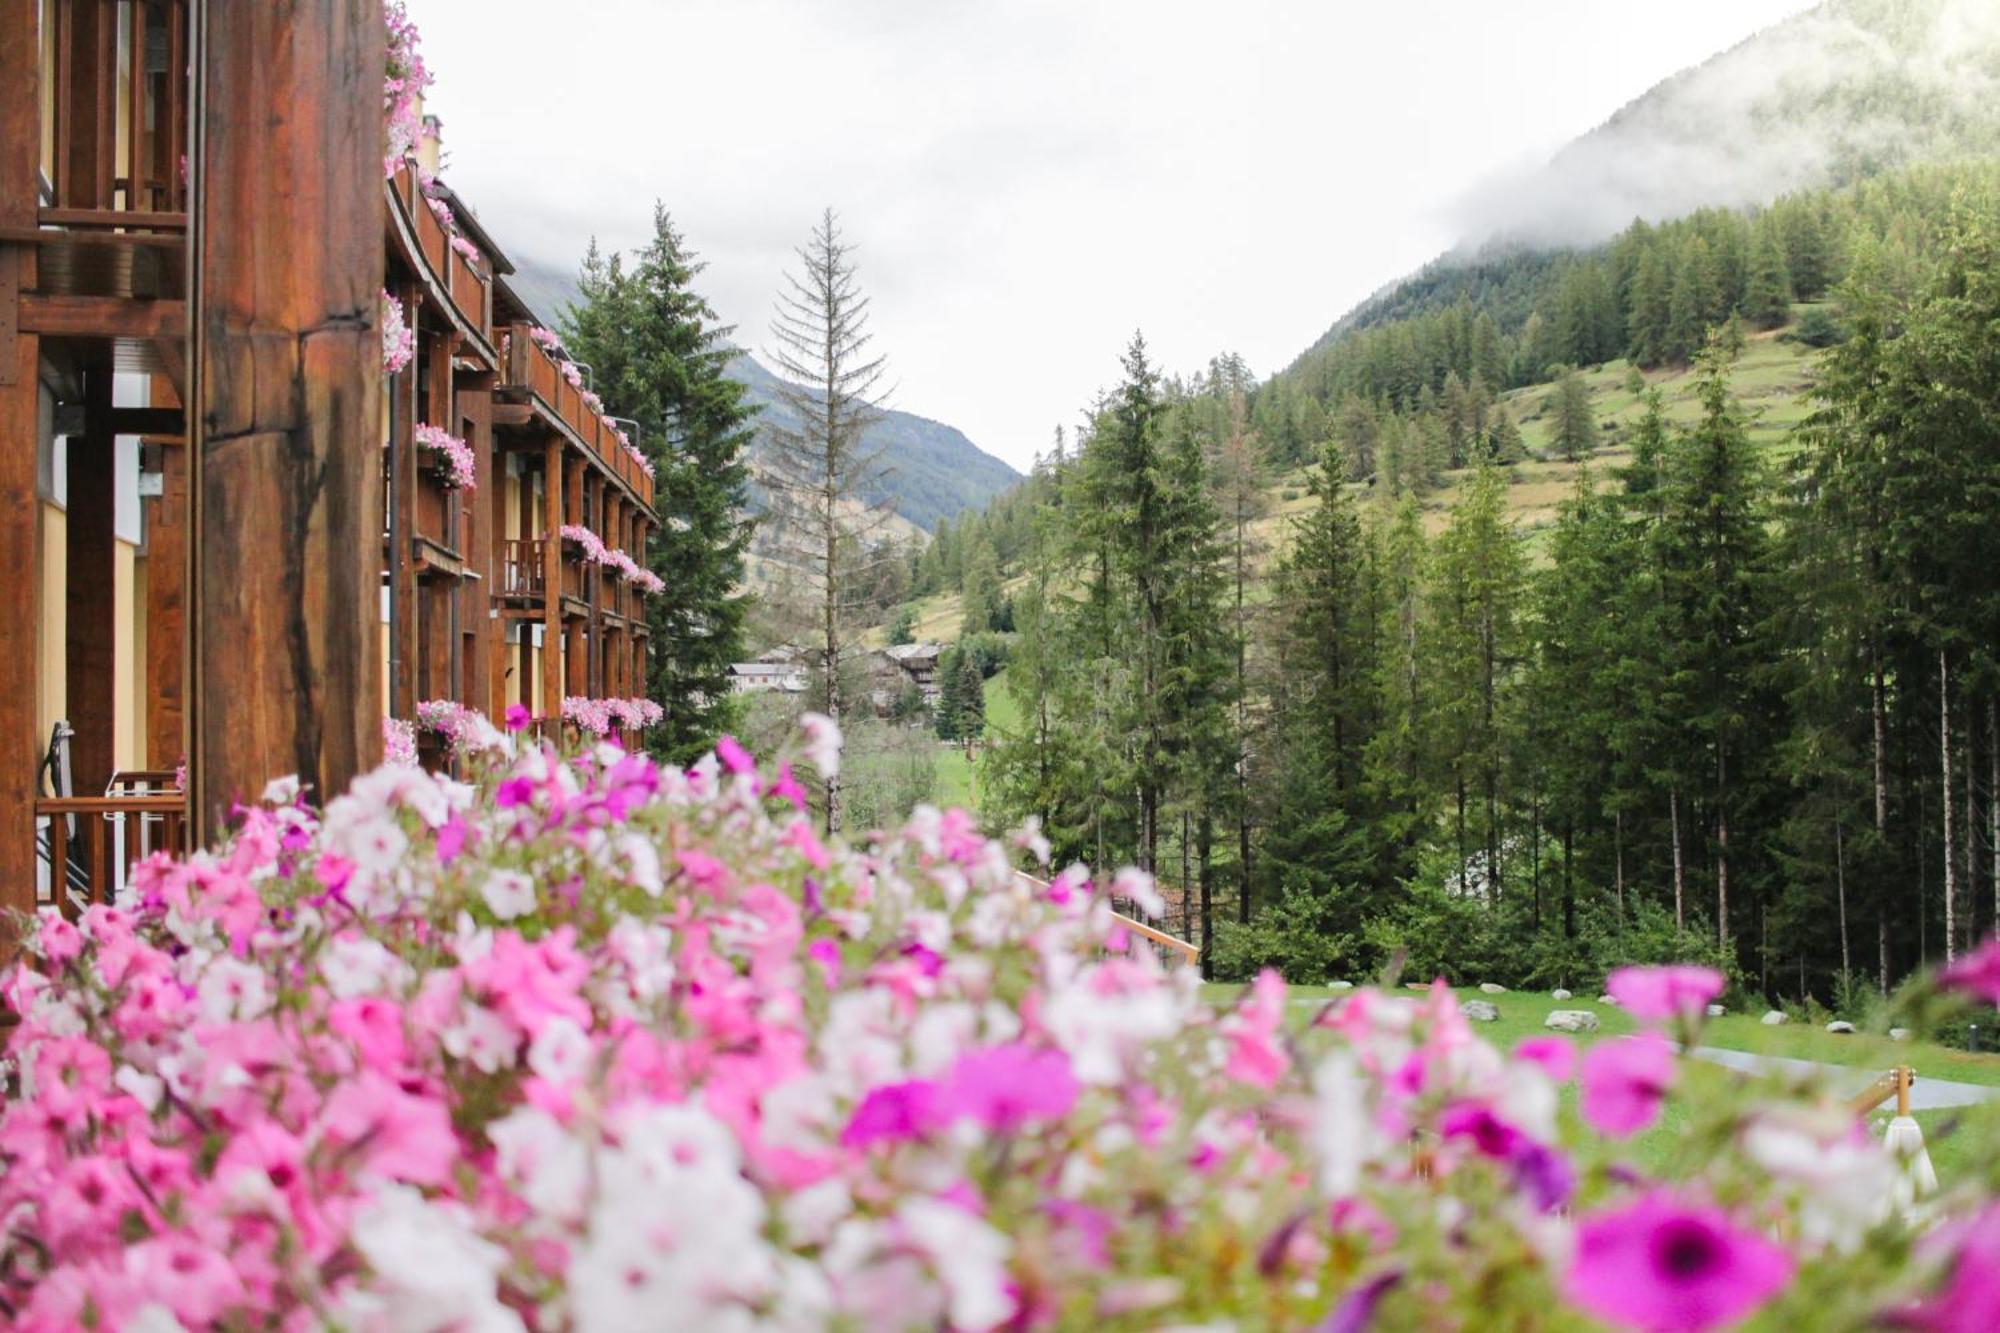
[1,1,658,923]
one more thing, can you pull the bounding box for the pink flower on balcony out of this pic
[381,292,415,376]
[382,716,418,768]
[529,325,563,355]
[413,425,477,490]
[383,3,432,179]
[450,234,482,266]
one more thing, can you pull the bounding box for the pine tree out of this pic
[562,208,755,764]
[1487,405,1527,464]
[1626,244,1672,368]
[959,538,1001,635]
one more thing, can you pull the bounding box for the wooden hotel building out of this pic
[1,2,659,920]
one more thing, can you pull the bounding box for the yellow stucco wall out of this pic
[114,540,138,774]
[38,501,64,748]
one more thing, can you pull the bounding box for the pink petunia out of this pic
[1514,1035,1576,1082]
[938,1042,1081,1133]
[1903,1200,2000,1331]
[715,734,755,777]
[1564,1192,1793,1332]
[504,703,532,733]
[842,1079,945,1148]
[1939,935,2000,1007]
[1606,965,1725,1024]
[1222,969,1291,1089]
[1580,1033,1677,1137]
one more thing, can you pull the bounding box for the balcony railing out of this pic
[499,537,545,598]
[502,322,655,510]
[38,793,189,917]
[37,0,191,219]
[390,166,493,346]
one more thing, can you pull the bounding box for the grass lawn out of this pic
[1201,981,2000,1181]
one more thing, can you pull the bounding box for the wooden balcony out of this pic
[500,321,655,511]
[498,536,545,599]
[387,166,494,362]
[38,793,189,918]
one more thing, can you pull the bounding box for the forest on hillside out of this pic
[901,162,2000,1007]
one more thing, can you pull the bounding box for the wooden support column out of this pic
[540,437,561,720]
[387,302,420,716]
[59,0,118,209]
[187,0,384,828]
[66,370,117,793]
[145,427,187,768]
[2,0,41,922]
[458,374,494,714]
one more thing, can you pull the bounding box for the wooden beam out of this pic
[187,0,384,829]
[2,1,43,930]
[67,371,118,793]
[459,373,495,715]
[20,295,187,341]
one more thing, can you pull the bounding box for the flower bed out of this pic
[2,721,1997,1329]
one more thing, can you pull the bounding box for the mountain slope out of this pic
[508,257,1019,533]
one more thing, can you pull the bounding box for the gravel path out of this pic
[1686,1046,2000,1111]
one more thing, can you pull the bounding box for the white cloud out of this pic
[418,0,1817,469]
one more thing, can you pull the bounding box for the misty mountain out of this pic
[1458,0,2000,249]
[506,257,1019,534]
[1299,0,2000,360]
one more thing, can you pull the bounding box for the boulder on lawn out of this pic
[1550,988,1572,1001]
[1546,1010,1600,1034]
[1826,1020,1856,1035]
[1329,980,1354,990]
[1761,1010,1788,1026]
[1598,995,1619,1006]
[1890,1028,1912,1043]
[1479,983,1507,994]
[1463,1000,1500,1022]
[1706,1003,1727,1018]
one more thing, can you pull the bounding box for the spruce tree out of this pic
[563,208,755,765]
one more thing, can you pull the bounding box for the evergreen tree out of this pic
[1626,243,1672,367]
[1744,216,1796,329]
[1547,367,1596,462]
[958,538,1001,635]
[563,208,755,764]
[1665,235,1724,364]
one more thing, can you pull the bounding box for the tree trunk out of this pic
[1836,817,1850,979]
[1872,646,1888,833]
[1990,699,1998,939]
[1671,787,1686,931]
[1614,809,1626,923]
[1942,649,1956,963]
[1198,811,1215,979]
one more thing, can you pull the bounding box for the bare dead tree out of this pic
[763,208,893,834]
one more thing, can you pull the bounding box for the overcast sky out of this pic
[419,0,1818,471]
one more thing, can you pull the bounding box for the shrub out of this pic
[2,721,1998,1329]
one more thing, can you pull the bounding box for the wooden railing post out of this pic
[186,1,384,829]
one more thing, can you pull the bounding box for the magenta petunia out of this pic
[1580,1032,1676,1137]
[938,1042,1080,1133]
[842,1079,944,1148]
[1938,935,2000,1007]
[1606,965,1725,1023]
[1564,1192,1793,1332]
[503,703,532,732]
[1514,1035,1576,1082]
[1903,1200,2000,1331]
[715,734,755,776]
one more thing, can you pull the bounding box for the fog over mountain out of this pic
[1449,0,2000,250]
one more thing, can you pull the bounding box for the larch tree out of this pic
[764,208,892,834]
